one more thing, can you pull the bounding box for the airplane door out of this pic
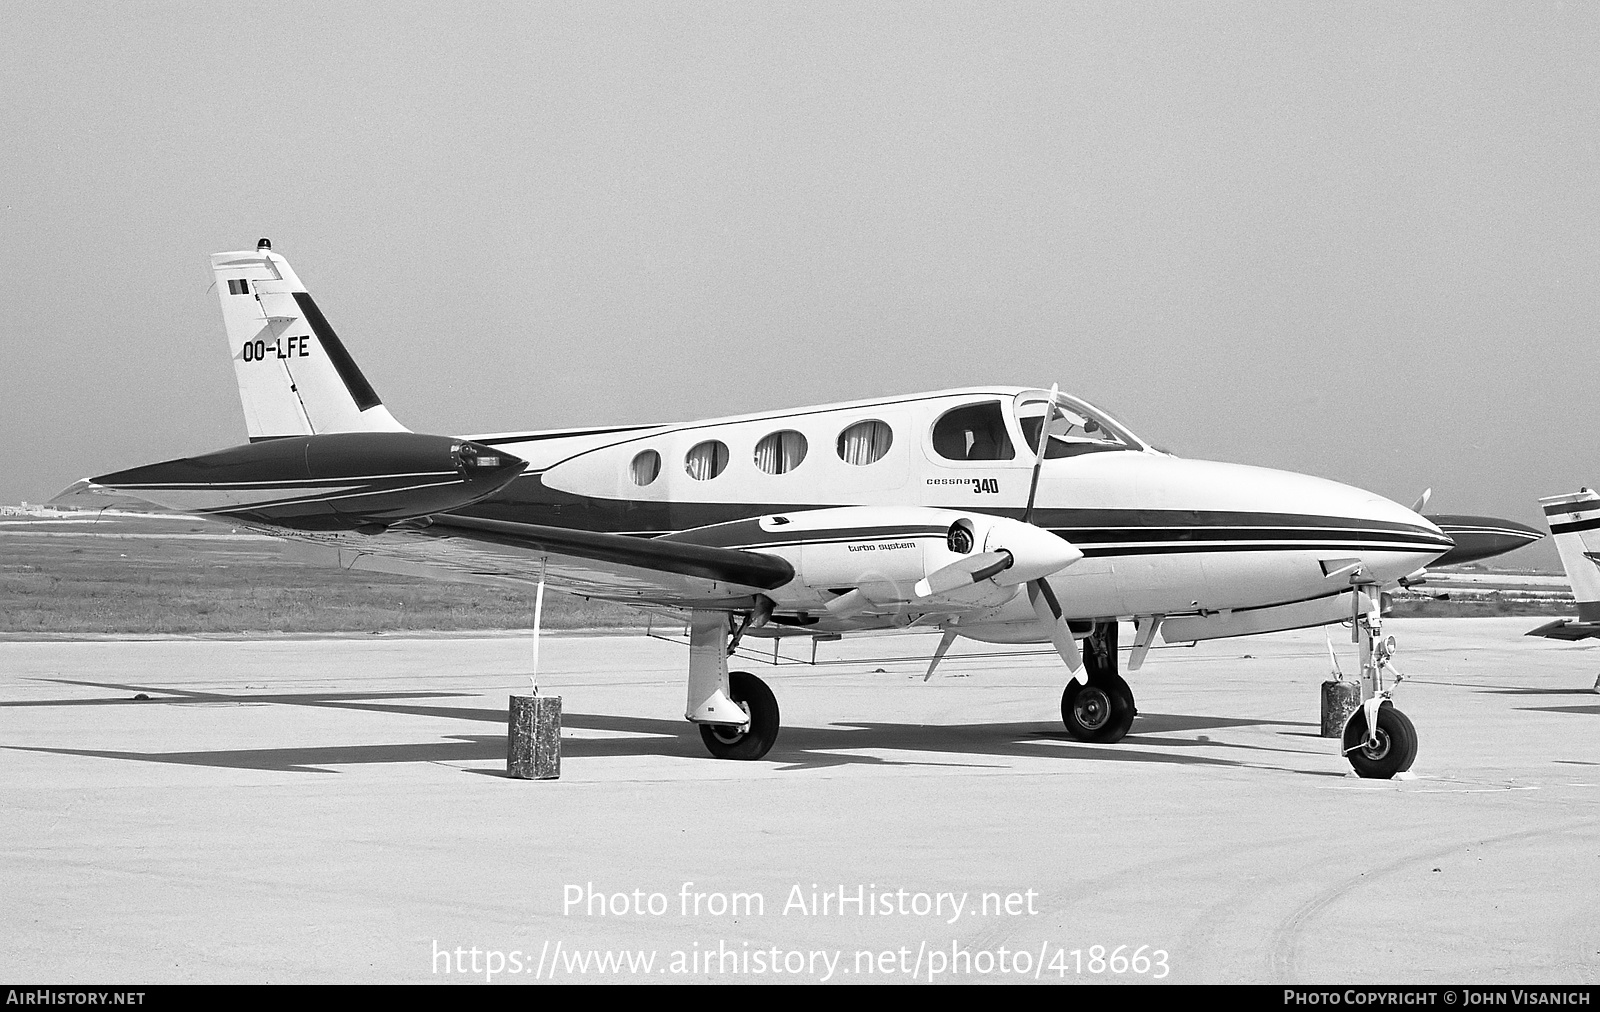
[920,398,1031,509]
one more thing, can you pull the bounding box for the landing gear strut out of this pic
[1342,581,1418,779]
[1061,619,1137,743]
[685,610,781,761]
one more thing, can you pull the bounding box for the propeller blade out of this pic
[1411,487,1433,514]
[914,550,1013,599]
[924,629,958,681]
[1022,383,1059,526]
[1027,578,1083,682]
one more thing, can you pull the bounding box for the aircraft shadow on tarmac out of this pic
[7,678,1333,775]
[1467,685,1600,717]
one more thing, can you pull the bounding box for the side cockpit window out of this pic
[932,401,1015,461]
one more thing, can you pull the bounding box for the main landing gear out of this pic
[1341,582,1418,779]
[1060,619,1138,743]
[700,670,780,761]
[685,611,781,761]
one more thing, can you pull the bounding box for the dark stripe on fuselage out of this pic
[444,475,1450,561]
[664,520,1440,557]
[1038,525,1446,548]
[294,292,382,412]
[1078,541,1435,558]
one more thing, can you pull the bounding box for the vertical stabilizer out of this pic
[1542,488,1600,622]
[210,240,407,439]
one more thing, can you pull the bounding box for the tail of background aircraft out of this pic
[1526,489,1600,653]
[1541,489,1600,623]
[211,239,407,440]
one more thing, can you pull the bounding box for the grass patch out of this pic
[0,519,644,635]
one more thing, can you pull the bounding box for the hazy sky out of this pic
[2,2,1595,560]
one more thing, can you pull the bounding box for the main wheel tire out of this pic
[698,670,780,760]
[1343,704,1418,779]
[1061,671,1136,743]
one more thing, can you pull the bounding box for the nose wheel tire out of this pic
[1061,671,1136,743]
[1342,704,1418,779]
[699,670,780,760]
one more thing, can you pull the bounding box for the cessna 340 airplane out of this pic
[59,240,1542,777]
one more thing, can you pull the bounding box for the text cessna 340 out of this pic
[61,240,1543,778]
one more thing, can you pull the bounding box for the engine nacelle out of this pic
[669,506,1080,610]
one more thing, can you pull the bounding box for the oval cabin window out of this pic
[754,430,807,474]
[685,440,729,481]
[836,420,893,466]
[630,449,661,486]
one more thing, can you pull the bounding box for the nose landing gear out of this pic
[1060,619,1137,743]
[1342,703,1418,779]
[1061,672,1136,743]
[1341,580,1418,779]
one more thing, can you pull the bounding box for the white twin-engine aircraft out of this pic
[66,240,1527,778]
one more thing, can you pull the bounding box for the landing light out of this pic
[948,521,974,554]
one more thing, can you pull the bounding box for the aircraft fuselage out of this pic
[454,386,1450,638]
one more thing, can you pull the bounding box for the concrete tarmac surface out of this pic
[3,617,1598,985]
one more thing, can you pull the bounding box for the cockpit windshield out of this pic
[1014,390,1143,458]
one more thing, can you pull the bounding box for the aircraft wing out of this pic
[274,514,794,610]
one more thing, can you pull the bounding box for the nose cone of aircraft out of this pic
[1423,514,1545,566]
[1135,457,1455,580]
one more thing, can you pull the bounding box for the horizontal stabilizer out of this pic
[64,432,524,530]
[1525,619,1600,641]
[50,478,186,515]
